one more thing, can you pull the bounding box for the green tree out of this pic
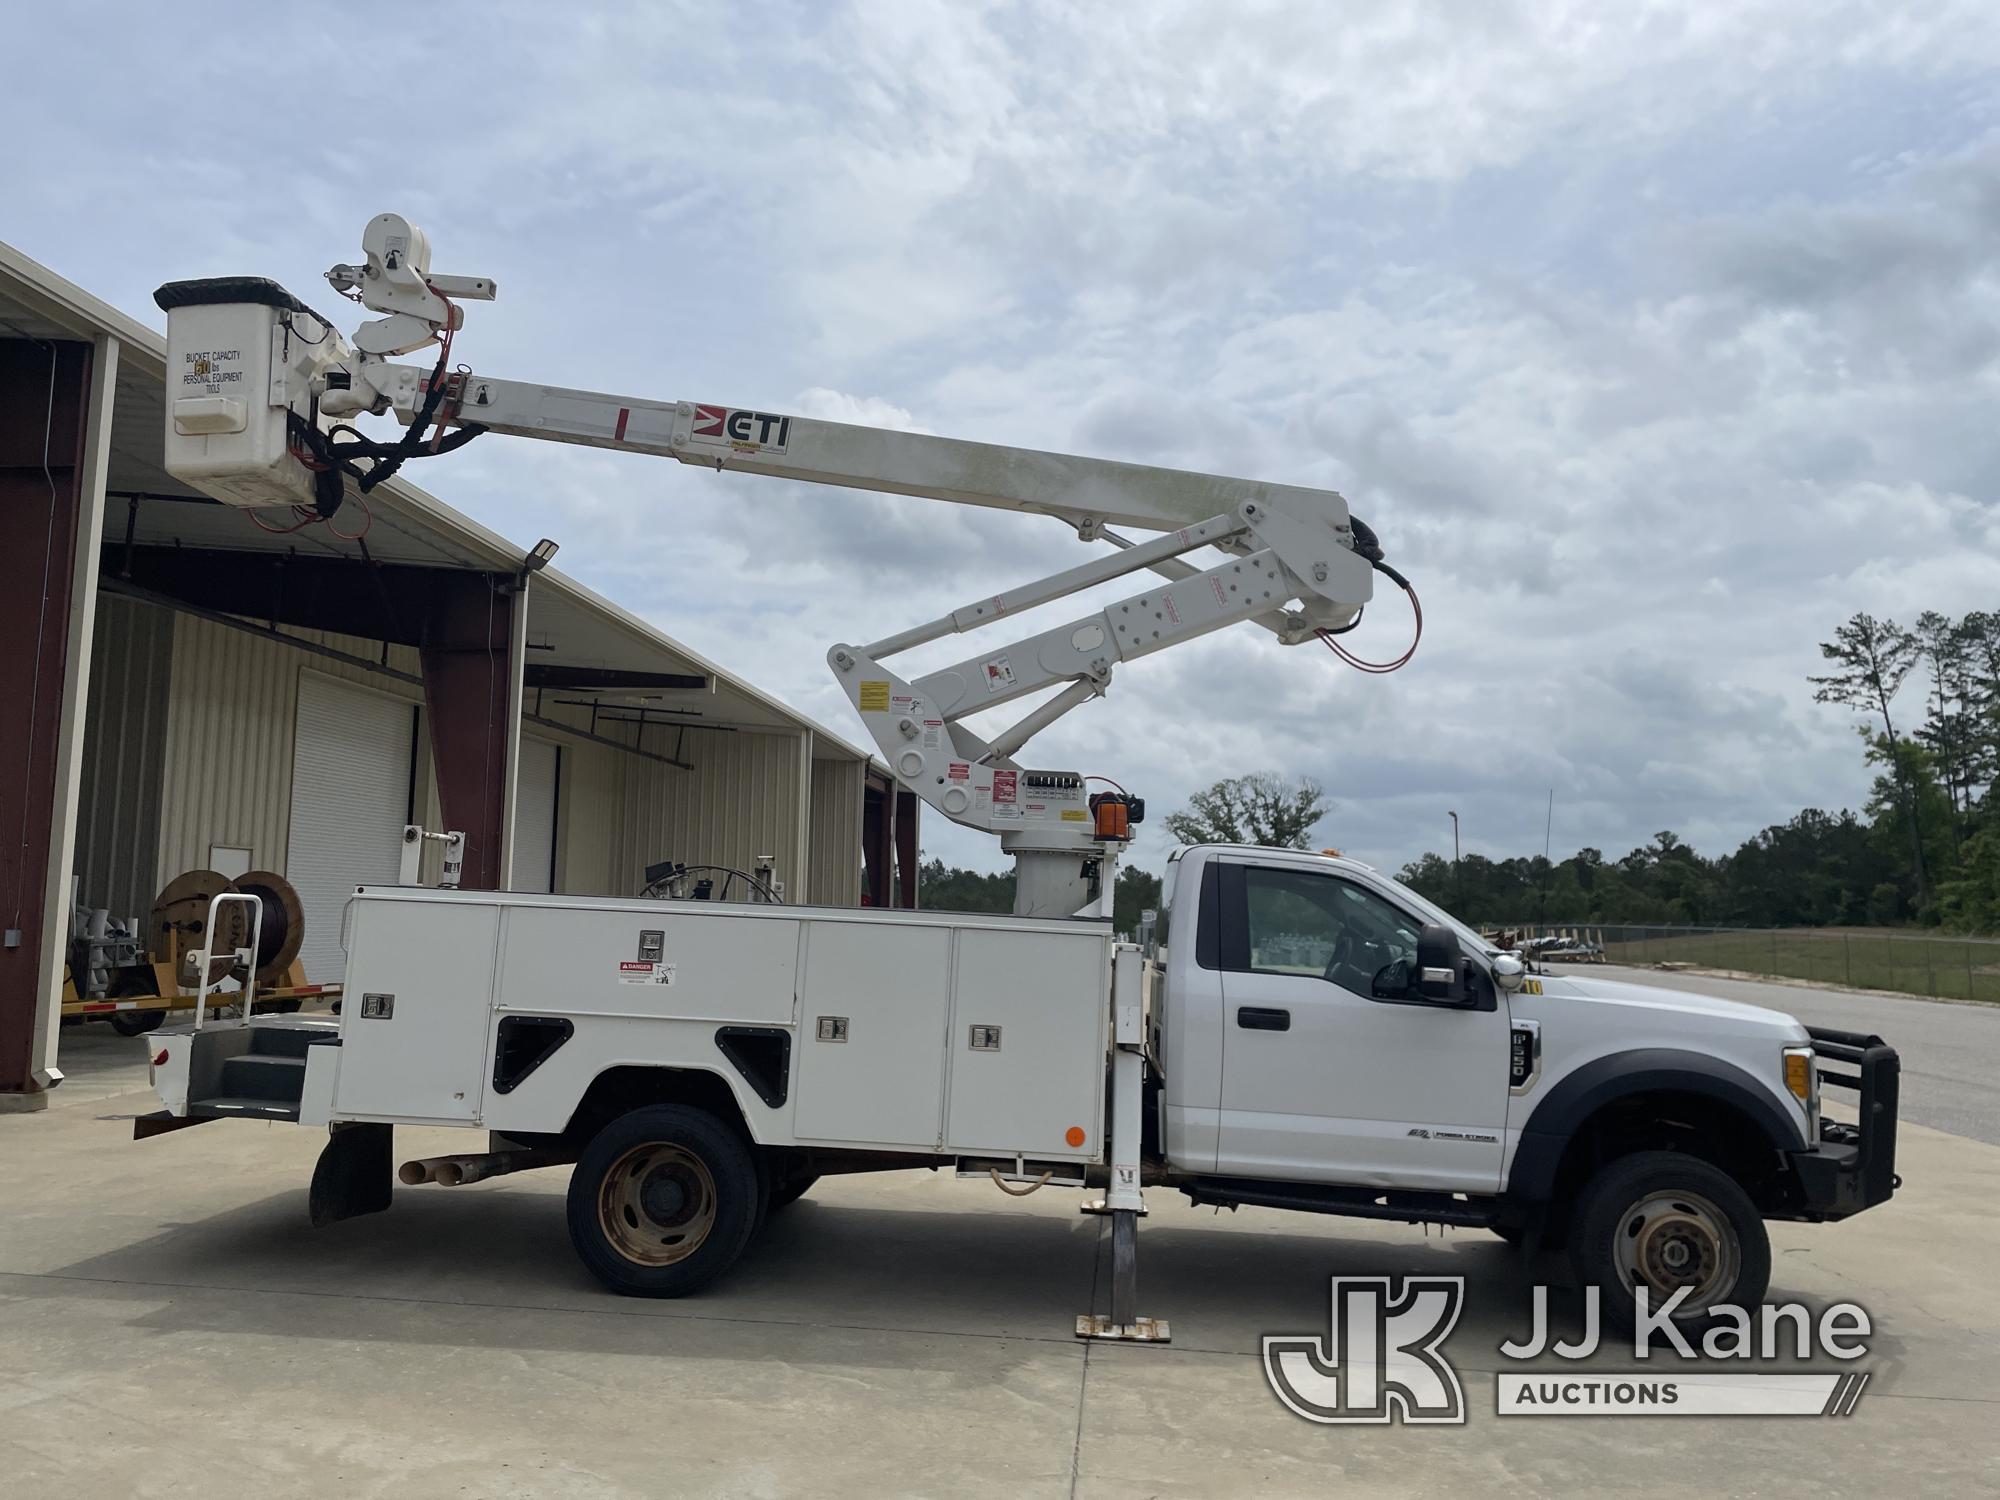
[917,857,1013,913]
[1913,611,1978,838]
[1861,735,1955,923]
[1162,773,1327,849]
[1959,611,2000,805]
[1811,612,1928,901]
[1937,819,2000,932]
[1113,865,1162,939]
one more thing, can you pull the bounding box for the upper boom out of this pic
[154,214,1412,917]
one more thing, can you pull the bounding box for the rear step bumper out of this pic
[132,1096,301,1138]
[141,1018,337,1136]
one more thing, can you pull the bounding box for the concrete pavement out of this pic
[2,1022,1996,1497]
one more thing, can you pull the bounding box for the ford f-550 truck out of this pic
[140,843,1899,1340]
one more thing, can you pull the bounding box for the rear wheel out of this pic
[1569,1150,1769,1335]
[108,1009,168,1037]
[566,1105,759,1297]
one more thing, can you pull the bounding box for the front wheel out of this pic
[566,1105,760,1297]
[1568,1151,1770,1335]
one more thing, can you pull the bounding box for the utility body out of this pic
[139,217,1900,1338]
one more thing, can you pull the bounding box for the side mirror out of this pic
[1491,952,1527,993]
[1415,924,1466,1004]
[1371,958,1412,999]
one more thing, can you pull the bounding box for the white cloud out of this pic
[9,1,2000,879]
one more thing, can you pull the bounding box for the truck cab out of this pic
[1154,844,1901,1327]
[1158,844,1511,1192]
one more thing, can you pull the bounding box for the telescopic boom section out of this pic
[448,371,1350,535]
[154,214,1400,917]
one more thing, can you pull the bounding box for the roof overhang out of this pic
[0,237,872,763]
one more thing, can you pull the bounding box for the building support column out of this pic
[498,573,529,886]
[861,779,888,906]
[0,336,115,1110]
[794,732,813,904]
[418,573,516,891]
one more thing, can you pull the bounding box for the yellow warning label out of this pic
[1061,809,1089,822]
[858,681,890,712]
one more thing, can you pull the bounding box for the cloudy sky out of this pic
[11,2,2000,876]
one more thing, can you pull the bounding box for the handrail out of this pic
[188,891,264,1029]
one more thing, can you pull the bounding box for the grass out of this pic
[1546,925,2000,1005]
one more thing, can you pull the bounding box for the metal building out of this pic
[0,240,918,1111]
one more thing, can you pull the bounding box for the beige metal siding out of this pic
[809,758,865,907]
[126,607,851,917]
[155,614,427,887]
[287,671,419,981]
[555,737,624,896]
[612,729,803,899]
[72,594,173,922]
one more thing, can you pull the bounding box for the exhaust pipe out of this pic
[399,1149,569,1188]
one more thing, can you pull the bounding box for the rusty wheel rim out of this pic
[1614,1189,1739,1315]
[598,1143,718,1267]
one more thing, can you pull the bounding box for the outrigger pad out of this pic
[309,1122,393,1227]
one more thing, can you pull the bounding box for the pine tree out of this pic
[1810,613,1928,903]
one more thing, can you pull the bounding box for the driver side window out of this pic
[1238,866,1422,1000]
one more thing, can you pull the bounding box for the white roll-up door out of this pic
[512,736,560,892]
[287,673,415,984]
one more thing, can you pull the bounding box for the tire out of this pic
[108,1009,168,1037]
[566,1104,760,1298]
[768,1172,819,1212]
[1568,1150,1770,1336]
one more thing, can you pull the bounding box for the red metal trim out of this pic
[861,784,889,907]
[894,790,919,909]
[419,574,515,890]
[0,339,93,1100]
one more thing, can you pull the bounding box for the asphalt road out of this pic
[1568,964,2000,1146]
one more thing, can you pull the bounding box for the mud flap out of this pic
[308,1122,393,1227]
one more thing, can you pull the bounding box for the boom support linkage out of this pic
[156,213,1397,917]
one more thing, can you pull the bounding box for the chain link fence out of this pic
[1507,923,2000,1004]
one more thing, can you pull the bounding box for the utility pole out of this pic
[1537,788,1554,925]
[1448,810,1461,912]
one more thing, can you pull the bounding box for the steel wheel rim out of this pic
[599,1143,718,1266]
[1613,1188,1740,1315]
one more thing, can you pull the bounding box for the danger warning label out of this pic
[616,961,676,986]
[992,769,1018,803]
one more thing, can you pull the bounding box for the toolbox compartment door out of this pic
[945,927,1109,1158]
[793,920,951,1148]
[335,897,499,1122]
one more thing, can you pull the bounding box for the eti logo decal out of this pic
[691,404,791,452]
[1262,1276,1466,1424]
